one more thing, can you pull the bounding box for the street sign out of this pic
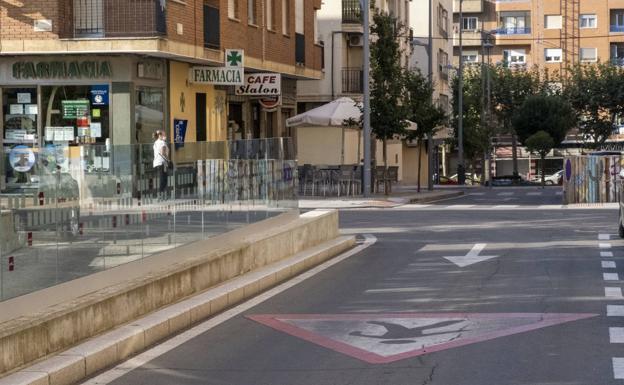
[248,313,596,364]
[444,243,498,267]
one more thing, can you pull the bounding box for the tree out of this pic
[564,62,624,149]
[512,95,575,187]
[524,131,555,188]
[512,94,575,144]
[489,65,543,177]
[405,69,447,192]
[370,11,409,194]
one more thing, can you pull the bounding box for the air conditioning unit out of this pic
[348,34,364,47]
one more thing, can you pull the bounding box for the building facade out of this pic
[296,0,416,183]
[452,0,624,71]
[0,0,322,190]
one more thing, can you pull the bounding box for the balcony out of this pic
[491,27,531,35]
[68,0,166,38]
[342,67,363,94]
[453,0,483,13]
[612,25,624,33]
[453,29,482,47]
[342,0,362,24]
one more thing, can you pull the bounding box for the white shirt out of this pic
[153,139,167,167]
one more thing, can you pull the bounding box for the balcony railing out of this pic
[342,0,362,24]
[611,25,624,33]
[70,0,166,38]
[491,27,531,35]
[342,67,363,94]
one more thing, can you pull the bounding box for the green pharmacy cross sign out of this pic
[226,49,244,68]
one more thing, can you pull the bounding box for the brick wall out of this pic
[0,0,323,72]
[1,0,66,39]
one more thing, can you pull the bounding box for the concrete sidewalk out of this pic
[299,188,464,209]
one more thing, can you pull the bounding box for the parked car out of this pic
[531,170,563,185]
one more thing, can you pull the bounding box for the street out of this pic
[84,187,621,385]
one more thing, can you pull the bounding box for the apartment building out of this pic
[452,0,624,71]
[0,0,322,153]
[409,0,453,181]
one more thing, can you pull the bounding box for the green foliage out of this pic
[512,94,575,145]
[369,11,408,141]
[404,69,447,141]
[525,130,555,158]
[564,62,624,148]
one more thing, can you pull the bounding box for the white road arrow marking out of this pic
[444,243,498,267]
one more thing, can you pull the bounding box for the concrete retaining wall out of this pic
[0,210,24,254]
[0,209,341,376]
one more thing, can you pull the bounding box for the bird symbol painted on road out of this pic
[349,320,467,344]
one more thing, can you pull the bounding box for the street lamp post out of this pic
[457,0,465,185]
[362,0,372,197]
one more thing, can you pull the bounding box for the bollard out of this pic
[168,234,172,245]
[112,216,117,228]
[125,214,130,226]
[79,223,84,235]
[8,256,14,271]
[27,232,32,247]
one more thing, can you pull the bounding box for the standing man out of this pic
[153,130,170,200]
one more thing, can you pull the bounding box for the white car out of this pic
[532,170,562,185]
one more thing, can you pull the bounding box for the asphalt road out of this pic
[88,187,623,385]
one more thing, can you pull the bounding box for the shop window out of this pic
[41,85,110,145]
[135,87,164,144]
[3,88,38,145]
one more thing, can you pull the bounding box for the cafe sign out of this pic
[12,61,112,80]
[235,73,281,96]
[189,66,244,85]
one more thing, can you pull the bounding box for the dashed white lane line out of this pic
[608,305,624,317]
[604,273,620,281]
[469,192,485,196]
[602,252,614,258]
[555,191,563,196]
[614,358,624,379]
[606,287,624,298]
[600,234,611,240]
[611,328,624,343]
[497,192,514,196]
[600,243,613,249]
[603,261,617,269]
[527,192,542,196]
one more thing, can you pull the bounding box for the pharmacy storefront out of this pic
[0,56,167,191]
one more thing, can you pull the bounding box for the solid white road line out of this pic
[604,273,620,281]
[469,192,485,196]
[600,234,611,240]
[493,205,519,209]
[606,287,624,298]
[608,305,624,317]
[602,252,614,258]
[614,358,624,379]
[538,205,564,209]
[600,243,613,249]
[603,261,617,269]
[447,205,475,209]
[79,234,377,385]
[611,328,624,343]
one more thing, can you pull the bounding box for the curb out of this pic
[405,190,464,204]
[0,236,356,385]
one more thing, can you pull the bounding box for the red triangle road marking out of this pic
[247,313,597,364]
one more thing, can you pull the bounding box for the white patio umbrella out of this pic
[285,97,361,128]
[286,98,362,164]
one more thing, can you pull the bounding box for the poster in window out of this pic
[17,93,31,104]
[9,145,36,172]
[25,104,38,115]
[9,104,24,114]
[90,85,109,106]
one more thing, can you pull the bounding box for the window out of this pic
[267,0,275,30]
[295,0,304,34]
[580,48,597,62]
[580,14,597,28]
[503,49,526,66]
[545,15,562,29]
[228,0,239,19]
[462,17,478,31]
[282,0,289,34]
[545,48,562,62]
[204,4,220,48]
[438,6,448,35]
[438,50,449,78]
[462,51,479,64]
[499,12,530,34]
[248,0,257,25]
